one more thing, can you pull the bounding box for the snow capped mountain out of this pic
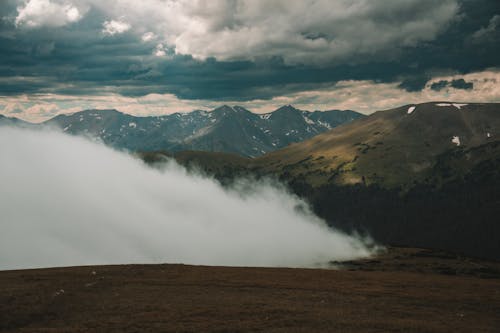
[43,105,364,156]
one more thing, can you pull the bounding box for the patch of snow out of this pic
[128,122,137,128]
[453,103,468,109]
[407,106,416,114]
[318,120,331,129]
[63,126,70,131]
[436,103,468,109]
[487,132,491,138]
[303,115,315,125]
[451,136,461,146]
[259,113,272,120]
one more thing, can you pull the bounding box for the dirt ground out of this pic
[1,247,500,332]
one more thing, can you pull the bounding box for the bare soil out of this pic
[1,247,500,332]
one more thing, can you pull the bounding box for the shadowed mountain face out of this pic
[146,102,500,260]
[42,105,364,157]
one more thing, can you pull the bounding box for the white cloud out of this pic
[102,19,131,36]
[141,31,156,42]
[15,0,84,28]
[0,127,374,270]
[154,43,166,57]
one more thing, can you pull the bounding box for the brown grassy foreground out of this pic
[1,248,500,332]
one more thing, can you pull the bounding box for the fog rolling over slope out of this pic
[0,127,374,270]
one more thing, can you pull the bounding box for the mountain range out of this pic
[144,102,500,260]
[2,101,499,260]
[32,105,362,157]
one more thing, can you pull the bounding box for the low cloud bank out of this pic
[0,127,375,270]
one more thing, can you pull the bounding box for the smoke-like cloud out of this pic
[102,19,131,36]
[0,126,375,270]
[15,0,86,28]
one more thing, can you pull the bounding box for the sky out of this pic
[0,0,499,122]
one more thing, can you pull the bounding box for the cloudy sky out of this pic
[0,0,499,122]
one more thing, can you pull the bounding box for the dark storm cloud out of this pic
[398,76,432,92]
[430,78,474,91]
[0,0,499,101]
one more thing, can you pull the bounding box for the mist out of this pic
[0,126,376,270]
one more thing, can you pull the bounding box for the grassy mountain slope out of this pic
[255,102,499,188]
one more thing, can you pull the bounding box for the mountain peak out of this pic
[213,105,251,115]
[272,105,301,116]
[59,109,122,117]
[82,109,122,114]
[213,105,234,112]
[278,104,297,110]
[232,105,251,113]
